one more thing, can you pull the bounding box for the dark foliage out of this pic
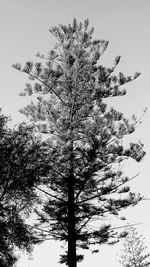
[0,110,48,266]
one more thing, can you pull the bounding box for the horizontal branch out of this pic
[109,222,143,232]
[34,186,67,203]
[26,219,68,236]
[77,194,142,232]
[78,201,107,232]
[26,223,53,234]
[76,173,139,204]
[79,222,143,244]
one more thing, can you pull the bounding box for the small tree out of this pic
[119,226,150,267]
[0,109,49,266]
[13,18,145,267]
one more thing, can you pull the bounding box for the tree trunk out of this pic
[68,173,76,267]
[68,136,76,267]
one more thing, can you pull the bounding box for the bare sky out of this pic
[0,0,150,266]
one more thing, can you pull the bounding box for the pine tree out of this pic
[0,109,49,266]
[13,18,145,267]
[119,226,150,267]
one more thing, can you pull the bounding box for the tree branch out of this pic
[34,185,67,203]
[77,194,142,232]
[23,71,65,104]
[76,173,140,204]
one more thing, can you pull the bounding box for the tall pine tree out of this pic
[13,18,145,267]
[119,226,150,267]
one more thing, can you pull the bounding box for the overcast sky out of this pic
[0,0,150,266]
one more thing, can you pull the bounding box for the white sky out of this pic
[0,0,150,266]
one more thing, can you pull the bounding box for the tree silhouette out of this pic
[13,18,145,267]
[0,110,49,266]
[119,226,150,267]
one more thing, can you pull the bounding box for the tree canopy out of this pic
[0,110,49,266]
[13,18,145,267]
